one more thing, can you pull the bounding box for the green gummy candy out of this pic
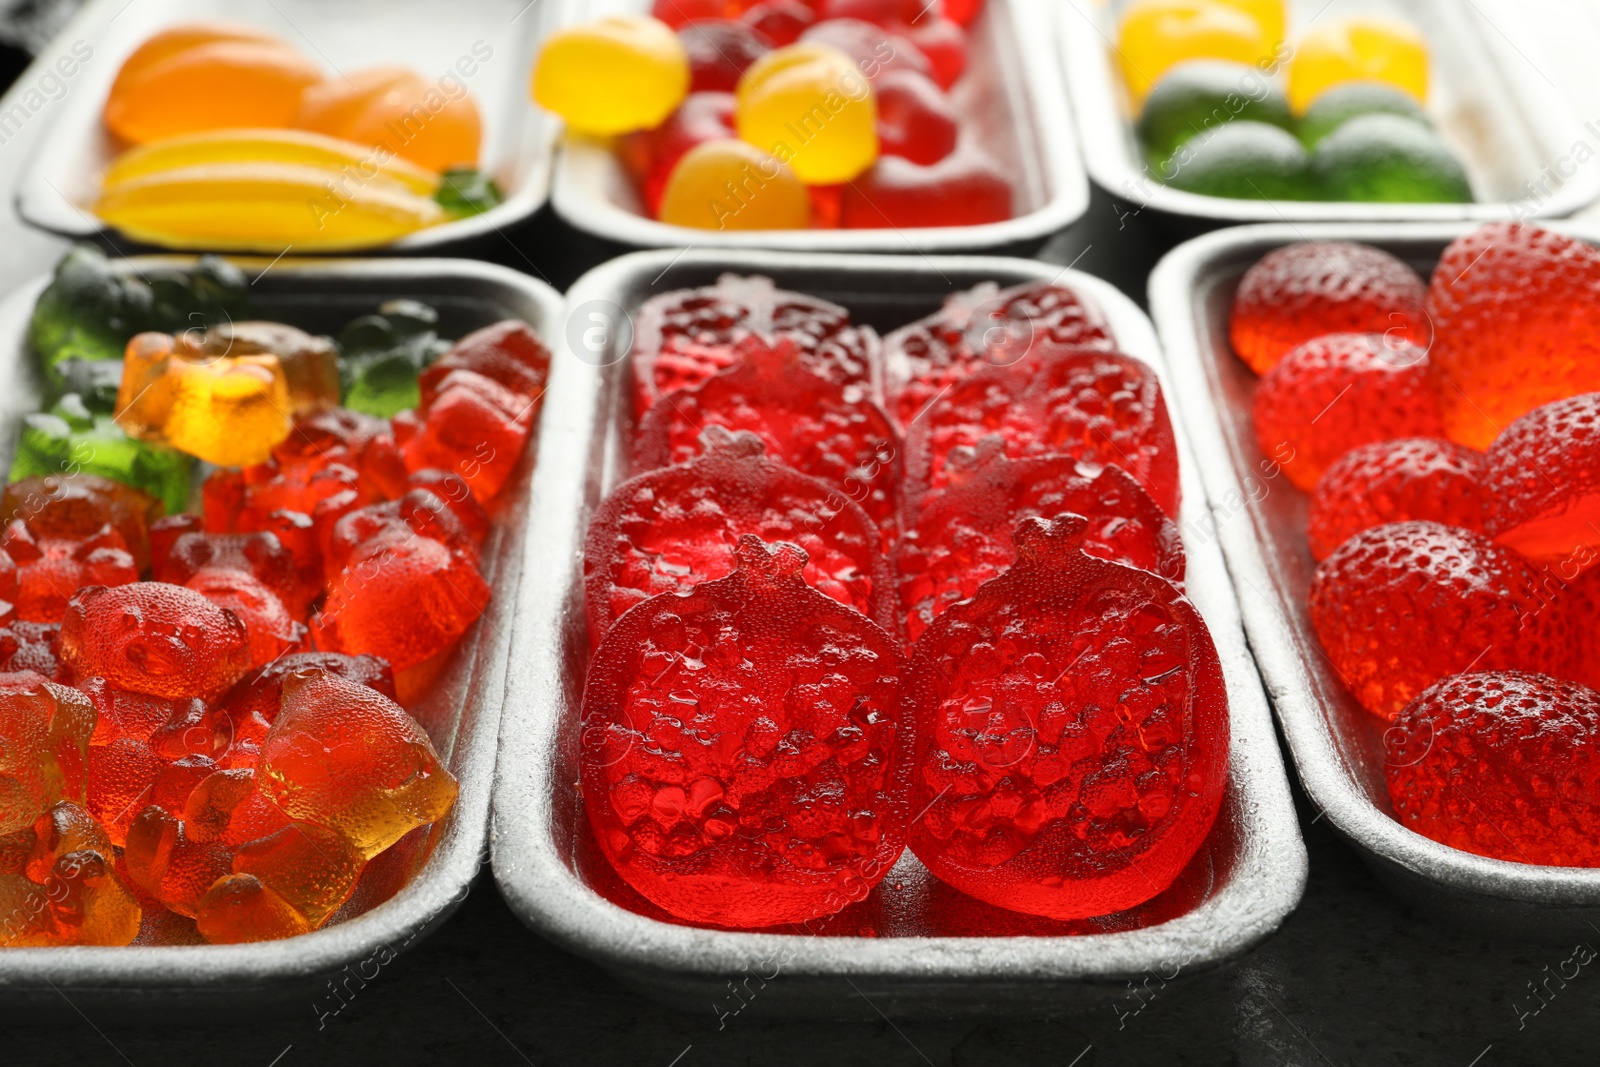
[1137,61,1294,162]
[28,245,152,384]
[1312,113,1473,203]
[9,394,191,514]
[1298,81,1430,148]
[337,299,450,418]
[435,168,504,218]
[146,254,250,335]
[1161,121,1315,200]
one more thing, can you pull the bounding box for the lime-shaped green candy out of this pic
[1312,114,1473,203]
[1137,61,1294,162]
[1162,121,1314,200]
[1298,81,1430,147]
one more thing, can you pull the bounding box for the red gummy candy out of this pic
[1386,671,1600,866]
[906,515,1228,920]
[151,520,315,618]
[586,426,894,640]
[800,19,932,81]
[652,0,736,27]
[405,469,490,545]
[840,151,1011,229]
[816,0,926,25]
[270,408,404,499]
[629,273,879,418]
[1559,568,1600,691]
[403,369,536,503]
[420,320,550,408]
[882,279,1113,430]
[0,474,162,571]
[875,69,957,165]
[60,582,251,702]
[1309,521,1568,720]
[2,521,138,624]
[322,488,478,582]
[205,652,395,768]
[1427,224,1600,450]
[581,536,909,927]
[903,18,966,88]
[1251,333,1443,491]
[1306,437,1488,561]
[0,620,61,678]
[1229,242,1428,376]
[1483,393,1600,570]
[906,347,1179,517]
[943,0,983,25]
[741,0,814,44]
[897,437,1185,643]
[184,568,305,669]
[634,336,903,538]
[679,19,772,91]
[621,92,738,218]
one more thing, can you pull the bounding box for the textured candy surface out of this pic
[581,536,908,927]
[905,347,1179,517]
[9,395,192,516]
[0,474,162,572]
[1482,393,1600,569]
[1306,437,1488,560]
[3,521,139,623]
[1426,224,1600,449]
[418,320,551,410]
[907,516,1228,919]
[1230,241,1428,375]
[897,439,1184,643]
[585,427,892,639]
[0,674,96,835]
[208,652,395,768]
[152,523,315,619]
[629,274,878,417]
[401,368,536,503]
[60,582,251,701]
[1309,522,1567,720]
[1560,568,1600,691]
[1251,333,1442,491]
[184,568,304,668]
[882,280,1113,430]
[1386,672,1600,866]
[634,336,902,537]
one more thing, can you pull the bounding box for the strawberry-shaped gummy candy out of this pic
[1386,671,1600,866]
[906,515,1228,919]
[1482,393,1600,570]
[897,438,1185,643]
[61,582,251,702]
[586,427,893,640]
[1426,224,1600,449]
[581,536,909,927]
[1229,241,1428,375]
[1309,521,1568,720]
[1306,437,1488,561]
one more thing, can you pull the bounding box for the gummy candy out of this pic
[257,670,458,858]
[882,279,1113,430]
[800,19,932,82]
[1482,393,1600,570]
[1229,241,1428,375]
[743,0,814,44]
[123,803,233,915]
[839,151,1012,228]
[1,474,162,572]
[630,274,878,417]
[206,653,395,768]
[903,19,967,89]
[0,800,141,946]
[680,19,772,91]
[906,347,1180,517]
[60,582,252,702]
[897,438,1185,643]
[1297,80,1428,147]
[1162,121,1311,200]
[1309,521,1568,720]
[736,43,879,183]
[185,568,304,668]
[0,673,95,834]
[586,427,894,639]
[400,369,537,503]
[418,320,551,410]
[0,621,62,679]
[152,520,317,618]
[1426,224,1600,450]
[194,321,340,416]
[212,819,367,931]
[1306,437,1488,561]
[3,520,139,623]
[296,65,483,172]
[1115,0,1275,103]
[534,15,690,135]
[907,515,1228,919]
[1311,114,1470,203]
[1136,60,1293,163]
[1250,333,1442,491]
[581,536,908,926]
[1386,671,1600,866]
[1288,16,1428,115]
[659,140,812,230]
[634,335,903,536]
[321,489,479,582]
[874,69,957,165]
[621,91,738,216]
[337,300,451,419]
[9,394,193,516]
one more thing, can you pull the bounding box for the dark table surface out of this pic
[2,19,1599,1062]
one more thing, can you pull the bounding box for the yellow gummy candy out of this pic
[103,128,441,197]
[659,139,811,230]
[1288,16,1429,114]
[1116,0,1275,103]
[735,44,878,185]
[1210,0,1284,49]
[533,15,689,136]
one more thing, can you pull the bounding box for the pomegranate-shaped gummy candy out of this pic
[1309,522,1568,720]
[1229,241,1428,375]
[1386,672,1600,866]
[629,273,879,417]
[1483,393,1600,570]
[634,336,903,538]
[580,536,909,927]
[839,152,1012,229]
[883,279,1113,430]
[60,582,251,702]
[1306,437,1488,560]
[906,347,1179,517]
[897,438,1184,643]
[1251,333,1443,491]
[1427,223,1600,449]
[907,516,1228,920]
[586,427,894,640]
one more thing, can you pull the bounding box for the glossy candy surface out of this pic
[1482,393,1600,570]
[735,43,879,184]
[839,151,1011,229]
[534,16,690,135]
[1306,437,1488,561]
[1116,0,1275,103]
[659,140,812,230]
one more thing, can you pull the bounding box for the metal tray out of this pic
[1150,219,1600,942]
[0,255,563,1019]
[490,249,1306,1019]
[1059,0,1600,225]
[13,0,556,253]
[545,0,1088,253]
